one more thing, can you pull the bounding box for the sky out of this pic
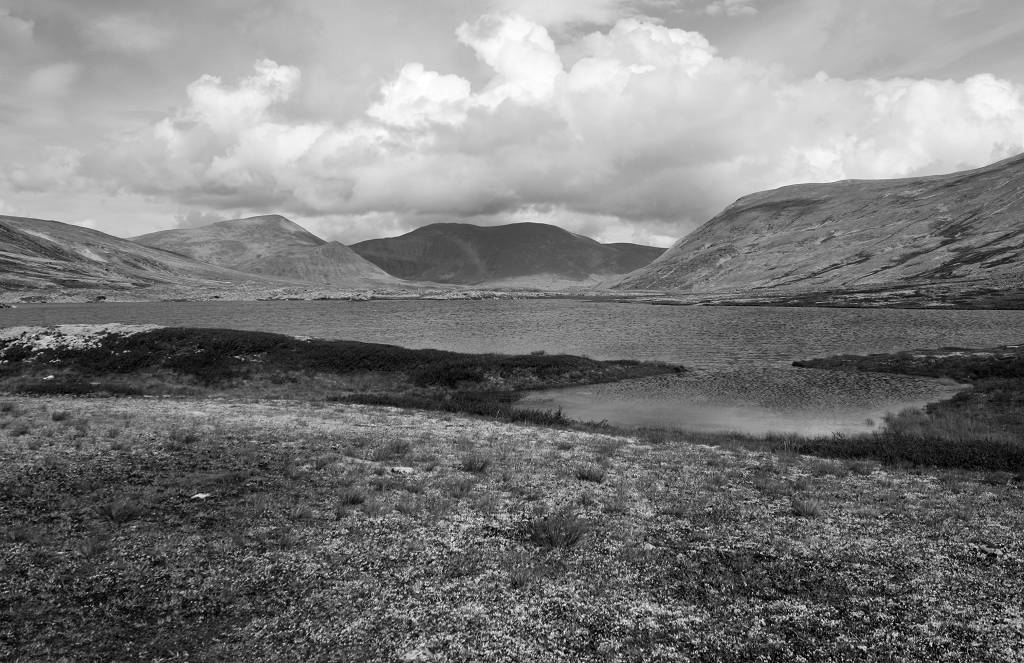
[2,0,1024,247]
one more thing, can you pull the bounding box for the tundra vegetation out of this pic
[1,327,1022,661]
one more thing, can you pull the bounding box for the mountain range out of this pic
[351,222,665,286]
[1,215,664,297]
[5,152,1024,307]
[617,153,1024,306]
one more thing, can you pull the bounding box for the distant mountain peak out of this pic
[133,213,396,287]
[351,221,664,285]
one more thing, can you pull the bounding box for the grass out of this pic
[574,463,607,483]
[0,395,1022,661]
[459,451,491,474]
[524,510,589,549]
[4,325,1024,658]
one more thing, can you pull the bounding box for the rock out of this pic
[390,466,415,475]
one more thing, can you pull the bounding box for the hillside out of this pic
[134,215,399,286]
[617,153,1024,303]
[350,222,665,285]
[232,241,398,284]
[0,215,265,292]
[133,215,325,267]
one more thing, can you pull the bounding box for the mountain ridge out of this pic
[134,215,397,286]
[616,153,1024,299]
[0,215,271,291]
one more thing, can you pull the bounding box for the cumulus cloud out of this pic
[85,14,1024,241]
[368,63,471,128]
[456,15,563,108]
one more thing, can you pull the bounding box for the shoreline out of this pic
[5,280,1024,311]
[2,323,1022,472]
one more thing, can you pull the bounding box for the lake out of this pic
[3,299,1022,434]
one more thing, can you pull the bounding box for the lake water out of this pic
[3,299,1022,434]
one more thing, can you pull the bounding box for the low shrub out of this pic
[524,510,589,549]
[790,497,823,518]
[574,463,606,483]
[460,452,491,474]
[370,439,411,461]
[95,499,147,524]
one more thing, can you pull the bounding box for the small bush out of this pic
[790,497,823,518]
[7,525,43,545]
[50,410,70,422]
[447,477,475,499]
[73,534,109,559]
[338,488,365,506]
[8,422,30,437]
[361,499,388,517]
[95,499,147,524]
[574,463,606,483]
[847,460,877,476]
[0,401,15,414]
[395,496,421,516]
[524,510,589,549]
[371,439,411,462]
[460,452,491,474]
[595,439,623,458]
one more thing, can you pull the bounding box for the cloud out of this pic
[0,9,33,51]
[368,63,471,128]
[489,0,628,26]
[83,14,173,53]
[456,15,563,107]
[704,0,760,17]
[84,15,1024,241]
[174,209,225,228]
[7,147,84,192]
[26,63,81,98]
[0,197,20,216]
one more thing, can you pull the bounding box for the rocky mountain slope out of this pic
[0,215,267,292]
[134,215,397,286]
[617,153,1024,302]
[351,222,665,285]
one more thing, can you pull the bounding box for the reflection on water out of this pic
[517,370,966,436]
[1,299,1013,434]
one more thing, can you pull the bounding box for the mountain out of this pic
[0,215,264,291]
[134,215,398,286]
[232,241,397,283]
[350,222,666,285]
[617,153,1024,302]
